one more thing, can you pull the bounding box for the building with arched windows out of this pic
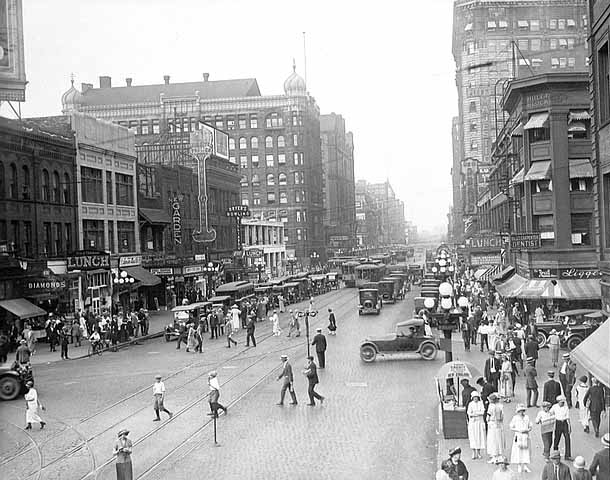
[60,65,325,266]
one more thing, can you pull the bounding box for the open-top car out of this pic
[535,309,604,349]
[0,362,33,401]
[359,318,439,362]
[358,288,382,315]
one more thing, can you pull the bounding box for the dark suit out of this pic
[311,333,327,368]
[524,340,539,365]
[584,385,607,436]
[559,360,576,408]
[304,361,323,405]
[484,357,502,389]
[525,364,538,407]
[543,379,562,405]
[541,461,573,480]
[245,318,256,347]
[589,447,609,480]
[461,385,475,409]
[277,361,297,404]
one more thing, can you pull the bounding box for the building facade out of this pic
[320,113,356,257]
[481,73,599,310]
[450,116,464,241]
[452,0,589,238]
[61,67,323,267]
[241,218,286,278]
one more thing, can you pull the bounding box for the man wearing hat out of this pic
[16,339,31,365]
[572,456,592,480]
[207,371,227,416]
[535,401,556,460]
[311,327,327,369]
[551,395,572,460]
[559,353,576,408]
[302,356,324,406]
[548,329,561,367]
[442,447,469,480]
[584,377,607,438]
[484,350,502,390]
[541,451,571,480]
[589,433,609,480]
[543,371,562,405]
[524,335,539,367]
[525,357,539,408]
[152,375,173,422]
[276,355,297,405]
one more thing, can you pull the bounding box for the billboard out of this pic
[192,122,229,160]
[0,0,25,101]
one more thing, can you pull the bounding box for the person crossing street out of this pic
[276,354,297,405]
[311,328,327,369]
[152,375,173,421]
[245,315,256,347]
[303,356,324,406]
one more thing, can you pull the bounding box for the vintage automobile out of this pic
[535,309,604,349]
[0,362,32,401]
[359,318,439,362]
[377,280,396,304]
[358,288,382,315]
[165,301,212,341]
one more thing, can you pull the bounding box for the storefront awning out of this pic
[124,266,161,287]
[524,112,549,130]
[480,265,501,281]
[493,266,515,283]
[524,161,551,181]
[510,168,525,185]
[571,320,609,388]
[569,111,591,122]
[0,298,47,319]
[139,208,171,225]
[495,274,527,297]
[517,279,550,299]
[569,158,594,179]
[542,279,601,300]
[474,268,489,281]
[490,192,508,209]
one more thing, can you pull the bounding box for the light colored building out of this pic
[241,218,286,277]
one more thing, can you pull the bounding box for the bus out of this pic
[355,263,387,288]
[341,260,361,287]
[212,281,255,304]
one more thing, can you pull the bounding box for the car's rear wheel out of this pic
[0,376,21,401]
[536,332,547,348]
[360,345,377,363]
[420,343,438,360]
[567,335,582,350]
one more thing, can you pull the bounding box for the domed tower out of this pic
[283,61,306,96]
[61,76,83,114]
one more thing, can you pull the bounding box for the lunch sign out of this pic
[67,250,111,272]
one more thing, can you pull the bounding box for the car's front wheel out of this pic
[567,335,582,350]
[536,332,547,348]
[420,343,438,361]
[360,345,377,363]
[0,375,21,401]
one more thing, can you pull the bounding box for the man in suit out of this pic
[276,355,297,405]
[525,357,539,408]
[484,350,502,390]
[541,450,572,480]
[589,433,609,480]
[543,371,562,405]
[311,328,327,369]
[460,378,475,409]
[584,377,607,438]
[245,316,256,347]
[524,336,539,367]
[302,356,324,406]
[558,353,577,408]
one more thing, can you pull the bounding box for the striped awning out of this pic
[517,280,550,299]
[524,161,551,181]
[524,112,549,130]
[495,274,527,297]
[542,279,601,300]
[569,111,591,122]
[569,158,594,179]
[480,265,502,281]
[510,168,525,185]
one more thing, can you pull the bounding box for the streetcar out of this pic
[166,301,212,341]
[354,263,387,288]
[214,281,255,304]
[341,260,361,288]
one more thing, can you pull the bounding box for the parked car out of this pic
[535,309,603,349]
[0,363,32,401]
[359,318,439,362]
[358,289,382,315]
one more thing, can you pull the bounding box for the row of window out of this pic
[81,167,134,206]
[0,220,73,258]
[0,162,72,203]
[479,18,580,32]
[242,189,308,205]
[229,134,300,151]
[236,152,304,168]
[241,172,305,187]
[533,213,591,246]
[464,37,581,55]
[83,219,136,254]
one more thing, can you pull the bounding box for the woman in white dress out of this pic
[467,390,486,459]
[492,455,518,480]
[574,375,590,432]
[24,381,46,430]
[487,393,505,464]
[509,404,532,473]
[499,354,514,402]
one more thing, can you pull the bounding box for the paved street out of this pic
[0,286,442,480]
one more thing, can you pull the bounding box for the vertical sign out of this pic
[172,197,182,245]
[0,0,26,101]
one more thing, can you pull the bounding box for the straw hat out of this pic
[470,391,480,398]
[515,403,527,412]
[117,429,129,437]
[573,456,586,469]
[494,455,510,465]
[549,450,561,460]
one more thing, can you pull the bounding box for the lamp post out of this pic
[287,256,297,276]
[202,262,218,299]
[309,251,319,271]
[298,309,318,357]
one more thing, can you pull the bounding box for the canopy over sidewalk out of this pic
[570,319,609,388]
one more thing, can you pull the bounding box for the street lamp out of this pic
[310,251,319,270]
[202,262,219,298]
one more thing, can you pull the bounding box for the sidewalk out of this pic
[4,309,173,366]
[436,343,606,478]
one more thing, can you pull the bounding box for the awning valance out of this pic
[510,168,525,185]
[517,280,550,299]
[493,266,515,283]
[569,111,591,122]
[0,298,47,319]
[474,268,489,281]
[495,274,527,297]
[490,192,508,209]
[542,279,601,300]
[123,266,161,287]
[139,208,171,225]
[569,158,594,179]
[511,125,524,137]
[524,161,551,181]
[571,320,609,388]
[480,265,502,281]
[524,112,549,130]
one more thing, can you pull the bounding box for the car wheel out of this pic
[536,332,547,348]
[358,311,362,316]
[567,336,582,350]
[0,376,21,401]
[420,343,438,360]
[360,345,377,363]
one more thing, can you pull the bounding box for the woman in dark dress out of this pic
[114,429,133,480]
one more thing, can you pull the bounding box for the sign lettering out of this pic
[119,255,142,268]
[470,253,501,266]
[172,198,182,246]
[150,267,173,276]
[560,268,601,280]
[510,233,541,250]
[245,248,263,258]
[467,235,503,250]
[67,250,111,271]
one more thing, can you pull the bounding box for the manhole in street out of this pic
[345,382,368,387]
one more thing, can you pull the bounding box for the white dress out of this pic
[509,414,531,464]
[487,403,505,456]
[25,388,43,424]
[467,400,486,449]
[574,383,590,428]
[231,309,241,330]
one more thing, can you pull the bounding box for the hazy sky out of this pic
[8,0,457,231]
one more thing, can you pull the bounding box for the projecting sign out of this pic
[172,197,182,246]
[119,255,142,268]
[466,235,504,250]
[0,0,26,101]
[510,233,541,250]
[470,253,501,266]
[67,250,111,271]
[244,249,263,258]
[531,267,601,279]
[150,267,173,276]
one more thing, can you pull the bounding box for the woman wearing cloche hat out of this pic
[113,429,133,480]
[467,390,486,459]
[509,404,532,473]
[571,456,592,480]
[491,455,515,480]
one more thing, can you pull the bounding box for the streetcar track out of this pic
[0,419,42,480]
[1,289,353,479]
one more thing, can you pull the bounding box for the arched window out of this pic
[239,137,247,149]
[278,173,287,185]
[250,137,258,149]
[9,163,17,199]
[265,136,273,148]
[279,191,288,204]
[0,161,4,198]
[229,138,236,150]
[252,174,260,186]
[240,175,248,186]
[42,169,50,201]
[277,135,285,148]
[63,173,71,203]
[266,173,275,185]
[22,165,30,200]
[52,171,60,202]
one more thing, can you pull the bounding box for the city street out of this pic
[0,286,441,480]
